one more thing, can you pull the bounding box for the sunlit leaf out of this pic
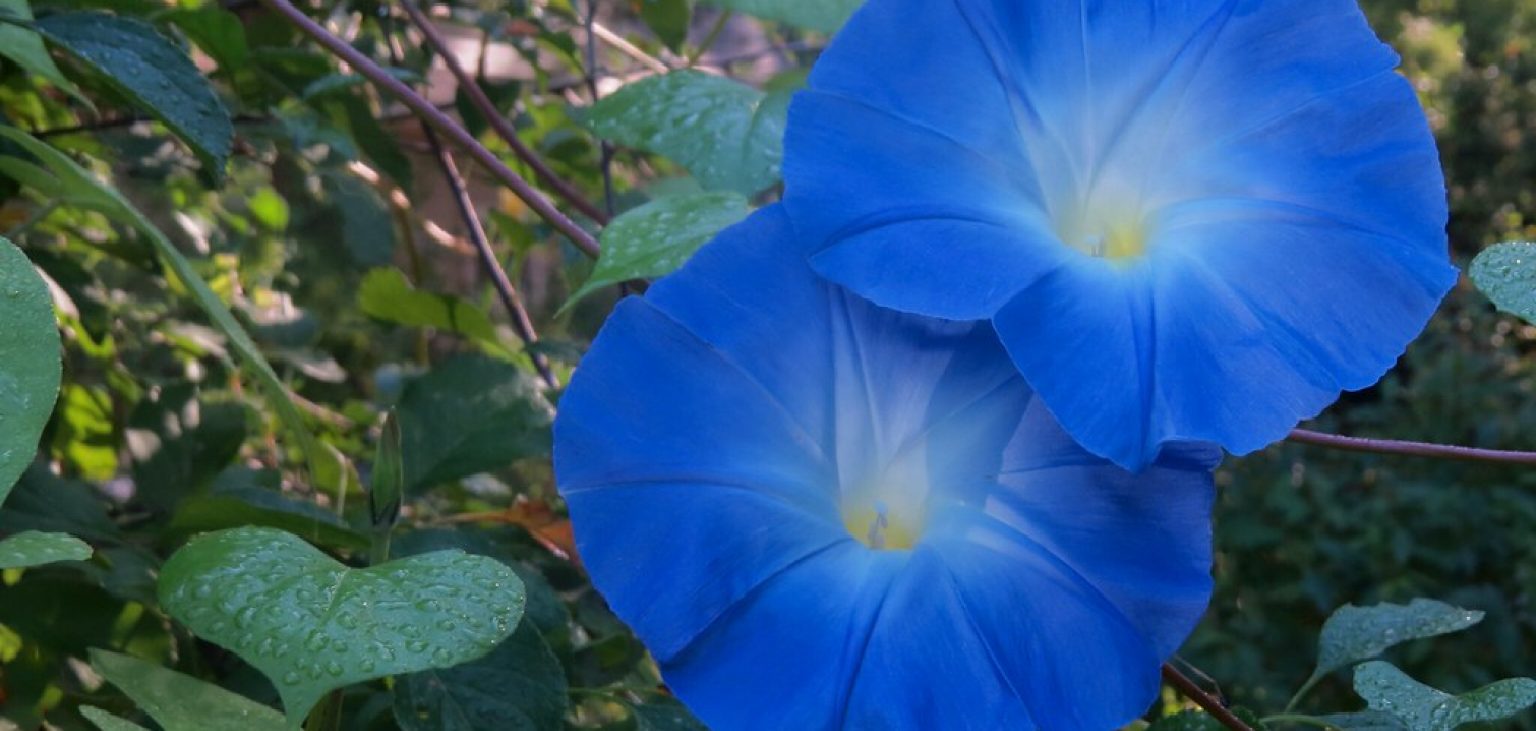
[159,526,526,724]
[0,531,91,570]
[0,235,60,505]
[37,13,233,182]
[584,70,786,195]
[1354,661,1536,731]
[89,649,293,731]
[358,268,505,354]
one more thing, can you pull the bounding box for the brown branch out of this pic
[1287,429,1536,466]
[1163,664,1254,731]
[256,0,601,259]
[399,1,611,225]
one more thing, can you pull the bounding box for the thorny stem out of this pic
[1287,429,1536,466]
[1163,664,1255,731]
[256,0,602,258]
[399,0,611,224]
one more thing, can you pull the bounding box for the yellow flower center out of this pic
[842,498,924,551]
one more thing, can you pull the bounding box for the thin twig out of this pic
[591,21,671,74]
[424,130,558,387]
[1287,429,1536,466]
[688,10,732,67]
[257,0,601,258]
[583,0,616,216]
[1163,665,1254,731]
[399,1,610,224]
[383,13,559,388]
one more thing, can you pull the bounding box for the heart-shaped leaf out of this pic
[0,531,91,569]
[89,649,293,731]
[1355,661,1536,731]
[392,623,567,731]
[0,235,61,505]
[1310,600,1483,686]
[158,527,525,724]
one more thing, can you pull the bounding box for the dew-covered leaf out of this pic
[565,191,749,309]
[37,12,233,183]
[1310,600,1484,684]
[0,235,61,506]
[89,649,294,731]
[397,355,552,493]
[698,0,861,32]
[392,623,567,731]
[1354,661,1536,731]
[0,0,82,99]
[1471,242,1536,325]
[0,531,91,569]
[158,526,526,724]
[584,70,786,195]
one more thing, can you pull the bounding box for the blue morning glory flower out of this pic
[554,207,1220,730]
[781,0,1459,471]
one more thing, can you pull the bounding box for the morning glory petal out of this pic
[555,207,1219,729]
[783,0,1457,469]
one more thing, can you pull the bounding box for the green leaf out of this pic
[631,699,711,731]
[89,649,294,731]
[37,13,233,183]
[80,706,151,731]
[0,127,325,488]
[158,526,526,724]
[1147,709,1266,731]
[1310,600,1484,684]
[357,268,506,355]
[167,489,370,553]
[1354,661,1536,731]
[0,235,61,506]
[0,531,91,569]
[565,191,750,310]
[392,623,567,731]
[397,355,552,493]
[642,0,693,51]
[584,70,786,195]
[324,171,396,267]
[698,0,860,32]
[0,0,83,99]
[160,7,249,72]
[1470,242,1536,325]
[369,411,403,530]
[1316,711,1410,731]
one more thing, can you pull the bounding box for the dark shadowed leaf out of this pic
[397,355,552,493]
[0,0,82,99]
[698,0,860,32]
[631,698,711,731]
[393,623,567,731]
[37,13,233,182]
